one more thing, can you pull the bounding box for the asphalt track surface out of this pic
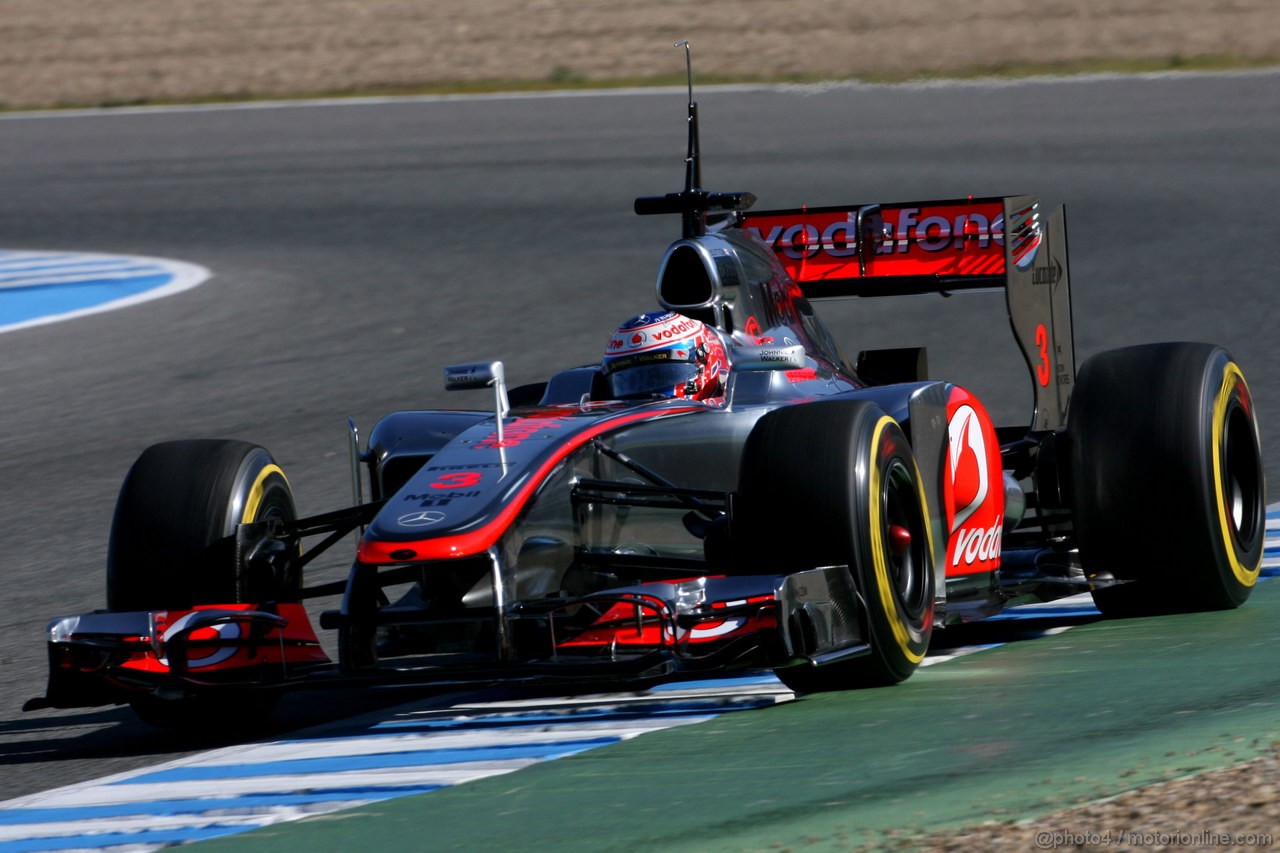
[0,71,1278,810]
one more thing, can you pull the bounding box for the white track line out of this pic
[0,250,209,334]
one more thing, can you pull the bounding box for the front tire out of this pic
[1070,343,1265,616]
[106,439,297,729]
[108,439,298,611]
[735,400,935,692]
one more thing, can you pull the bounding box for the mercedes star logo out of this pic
[397,510,447,528]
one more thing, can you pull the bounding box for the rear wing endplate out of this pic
[741,196,1075,431]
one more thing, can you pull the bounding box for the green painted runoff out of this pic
[191,581,1280,852]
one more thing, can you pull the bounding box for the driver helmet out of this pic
[602,311,728,400]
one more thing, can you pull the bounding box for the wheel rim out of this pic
[881,458,930,620]
[1222,404,1262,552]
[257,487,295,525]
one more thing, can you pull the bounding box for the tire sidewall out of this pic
[849,411,934,682]
[228,450,298,602]
[737,399,935,688]
[1199,355,1264,605]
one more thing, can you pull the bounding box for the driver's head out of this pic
[602,311,727,400]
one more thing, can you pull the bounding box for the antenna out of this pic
[634,40,756,239]
[677,40,701,196]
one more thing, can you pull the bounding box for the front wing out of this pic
[26,567,869,710]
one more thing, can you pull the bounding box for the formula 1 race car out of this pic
[27,66,1266,728]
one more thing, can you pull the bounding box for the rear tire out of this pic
[1070,343,1264,616]
[735,400,935,692]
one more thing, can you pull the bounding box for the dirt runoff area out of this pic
[2,0,1279,109]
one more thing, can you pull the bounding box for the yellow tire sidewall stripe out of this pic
[867,415,927,664]
[1212,363,1260,587]
[243,463,288,524]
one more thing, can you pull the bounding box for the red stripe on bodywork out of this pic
[357,406,703,564]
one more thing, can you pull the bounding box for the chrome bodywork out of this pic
[28,76,1099,711]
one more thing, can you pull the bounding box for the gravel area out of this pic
[2,1,1278,847]
[885,747,1279,851]
[1,0,1278,109]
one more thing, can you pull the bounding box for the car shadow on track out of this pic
[929,611,1103,652]
[0,684,463,770]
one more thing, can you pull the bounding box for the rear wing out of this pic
[741,196,1075,431]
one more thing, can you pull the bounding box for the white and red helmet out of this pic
[602,311,728,400]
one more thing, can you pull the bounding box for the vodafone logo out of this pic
[747,209,1006,259]
[948,404,989,533]
[880,209,1004,254]
[945,400,1005,570]
[953,517,1003,567]
[609,315,701,356]
[652,317,698,340]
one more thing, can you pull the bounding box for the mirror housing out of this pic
[444,361,505,391]
[444,361,510,442]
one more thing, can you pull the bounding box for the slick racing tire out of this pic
[736,400,934,692]
[107,440,297,730]
[1070,343,1265,616]
[107,439,298,611]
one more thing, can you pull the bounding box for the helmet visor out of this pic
[607,362,699,399]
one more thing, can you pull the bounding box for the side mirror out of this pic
[444,361,505,391]
[444,361,510,441]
